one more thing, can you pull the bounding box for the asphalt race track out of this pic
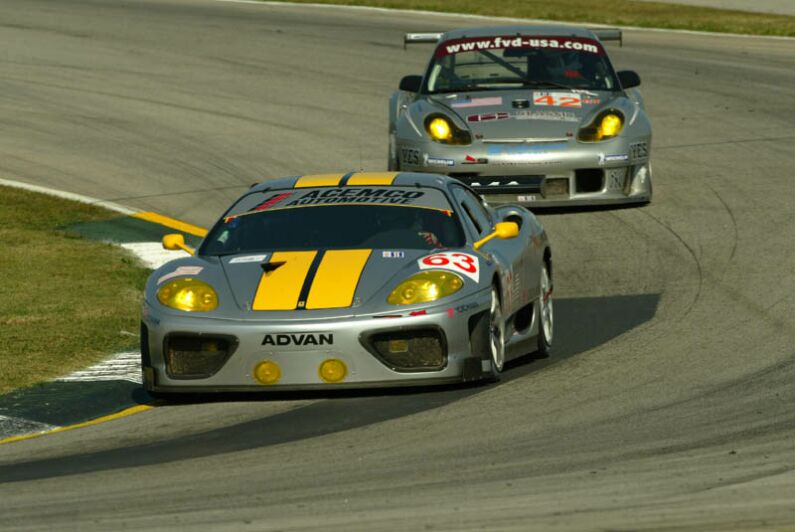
[1,1,794,529]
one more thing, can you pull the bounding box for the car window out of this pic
[451,185,492,237]
[200,187,466,255]
[425,35,618,93]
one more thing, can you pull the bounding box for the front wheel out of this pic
[536,263,553,356]
[469,286,506,382]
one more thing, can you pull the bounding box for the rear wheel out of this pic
[536,263,553,356]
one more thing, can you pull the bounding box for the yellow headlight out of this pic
[427,117,452,141]
[387,271,464,305]
[157,278,218,312]
[599,113,623,138]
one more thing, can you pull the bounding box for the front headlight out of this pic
[387,271,464,305]
[424,114,471,145]
[157,278,218,312]
[577,110,625,142]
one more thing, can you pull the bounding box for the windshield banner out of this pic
[436,36,604,58]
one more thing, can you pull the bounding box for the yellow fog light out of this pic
[599,113,623,138]
[389,339,409,353]
[387,271,464,305]
[254,360,281,385]
[427,117,452,141]
[319,359,347,383]
[157,278,218,312]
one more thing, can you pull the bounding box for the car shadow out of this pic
[0,294,658,483]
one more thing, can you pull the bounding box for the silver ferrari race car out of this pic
[389,25,652,207]
[140,172,553,393]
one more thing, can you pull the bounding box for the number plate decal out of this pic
[533,92,582,108]
[418,252,479,282]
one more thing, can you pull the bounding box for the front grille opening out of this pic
[164,334,237,379]
[366,328,447,371]
[542,177,570,197]
[575,169,604,193]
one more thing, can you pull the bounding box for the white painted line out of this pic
[0,415,59,439]
[212,0,795,41]
[121,242,190,269]
[57,351,143,384]
[0,177,139,215]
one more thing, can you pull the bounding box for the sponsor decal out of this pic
[602,154,629,163]
[487,143,567,156]
[462,154,488,165]
[533,92,582,108]
[517,195,538,202]
[437,36,603,58]
[466,112,509,123]
[229,254,269,264]
[409,310,427,317]
[283,188,425,206]
[157,266,203,285]
[513,110,579,122]
[454,302,479,313]
[425,156,455,167]
[254,192,293,211]
[450,96,503,108]
[262,333,333,346]
[418,252,479,282]
[512,99,530,109]
[582,97,601,105]
[382,251,405,258]
[400,147,420,166]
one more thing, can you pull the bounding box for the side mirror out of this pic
[162,233,195,256]
[617,70,641,89]
[473,221,520,250]
[399,75,422,93]
[494,221,519,239]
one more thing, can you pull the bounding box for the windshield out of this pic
[200,187,467,255]
[425,35,619,93]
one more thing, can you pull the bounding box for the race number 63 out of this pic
[418,252,479,282]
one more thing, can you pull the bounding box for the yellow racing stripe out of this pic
[133,212,208,237]
[346,172,398,186]
[306,249,372,309]
[252,251,317,310]
[294,174,345,188]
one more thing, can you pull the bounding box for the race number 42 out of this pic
[533,91,582,108]
[418,252,479,282]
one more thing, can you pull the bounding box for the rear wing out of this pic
[403,28,622,48]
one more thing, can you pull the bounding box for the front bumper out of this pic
[398,138,652,207]
[141,292,492,392]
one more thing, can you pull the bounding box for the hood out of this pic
[427,89,620,140]
[149,248,488,320]
[219,249,427,314]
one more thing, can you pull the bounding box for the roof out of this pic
[250,172,456,193]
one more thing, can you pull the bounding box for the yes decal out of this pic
[418,252,479,282]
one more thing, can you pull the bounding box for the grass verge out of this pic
[276,0,795,37]
[0,186,150,394]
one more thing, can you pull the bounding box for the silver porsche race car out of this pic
[389,25,652,207]
[140,172,553,393]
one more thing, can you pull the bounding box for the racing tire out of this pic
[471,286,505,382]
[536,263,553,357]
